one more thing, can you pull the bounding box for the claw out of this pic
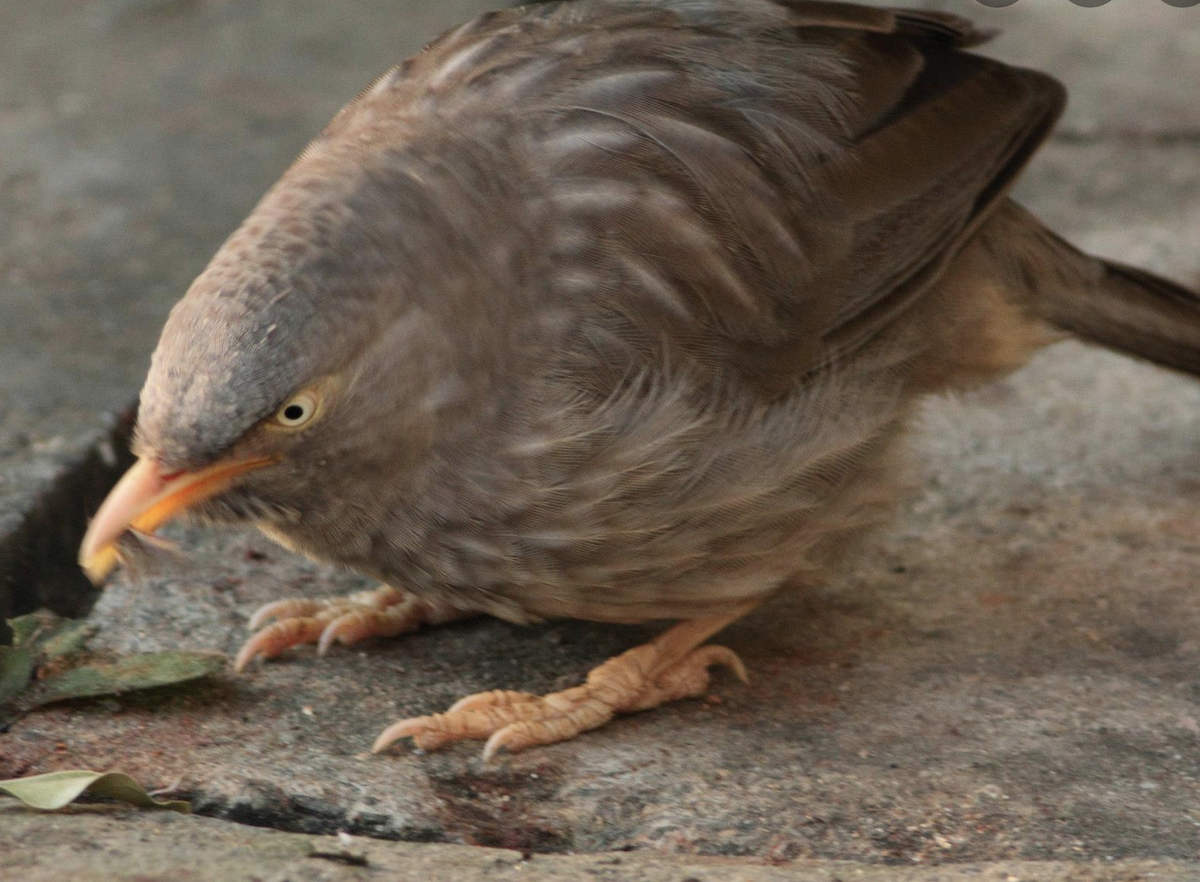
[316,612,369,655]
[373,716,458,753]
[483,728,518,762]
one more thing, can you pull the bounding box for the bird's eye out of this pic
[274,391,319,428]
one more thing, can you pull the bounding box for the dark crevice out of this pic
[184,787,574,851]
[0,402,137,644]
[187,788,454,843]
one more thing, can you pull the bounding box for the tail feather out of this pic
[986,200,1200,378]
[1058,260,1200,377]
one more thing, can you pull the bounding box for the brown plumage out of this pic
[80,0,1200,757]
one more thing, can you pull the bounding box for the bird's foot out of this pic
[372,619,748,759]
[234,585,472,671]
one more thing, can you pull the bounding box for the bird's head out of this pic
[78,125,545,584]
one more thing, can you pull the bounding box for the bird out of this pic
[78,0,1200,759]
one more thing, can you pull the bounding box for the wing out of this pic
[321,0,1066,396]
[537,0,1064,394]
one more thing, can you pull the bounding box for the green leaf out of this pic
[6,612,94,659]
[37,621,96,659]
[8,612,55,650]
[0,770,189,813]
[0,646,34,705]
[25,651,225,707]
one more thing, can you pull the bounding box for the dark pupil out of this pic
[283,404,306,422]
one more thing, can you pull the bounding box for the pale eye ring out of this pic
[275,391,319,428]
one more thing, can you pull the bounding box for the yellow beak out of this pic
[78,454,274,584]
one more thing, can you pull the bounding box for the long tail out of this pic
[1048,260,1200,377]
[985,200,1200,378]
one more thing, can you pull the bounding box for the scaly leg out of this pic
[373,602,757,759]
[234,585,474,672]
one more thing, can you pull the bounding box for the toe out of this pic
[248,598,325,630]
[481,700,616,760]
[234,617,328,671]
[447,689,536,713]
[373,708,502,753]
[236,586,476,671]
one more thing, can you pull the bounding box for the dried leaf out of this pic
[0,770,190,813]
[25,651,226,707]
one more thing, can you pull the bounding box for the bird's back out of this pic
[272,0,1072,623]
[308,0,1063,397]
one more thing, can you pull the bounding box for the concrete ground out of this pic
[3,806,1195,882]
[1,0,1199,878]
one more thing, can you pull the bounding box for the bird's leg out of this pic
[372,602,757,759]
[234,585,475,672]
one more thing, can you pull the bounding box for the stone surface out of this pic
[4,807,1193,882]
[1,0,1199,872]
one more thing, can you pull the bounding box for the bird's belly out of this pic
[274,360,916,625]
[348,433,910,624]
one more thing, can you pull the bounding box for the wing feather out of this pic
[322,0,1066,395]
